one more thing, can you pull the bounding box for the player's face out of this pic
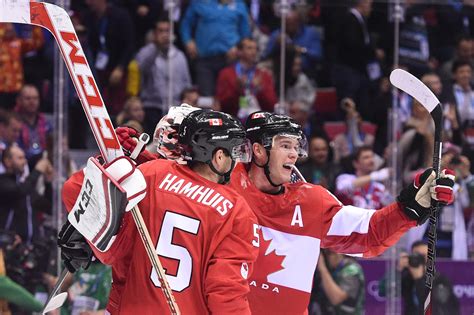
[268,136,299,184]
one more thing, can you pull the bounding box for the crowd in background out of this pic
[1,0,474,313]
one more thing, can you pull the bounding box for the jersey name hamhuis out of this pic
[158,173,234,216]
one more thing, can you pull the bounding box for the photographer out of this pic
[0,231,45,313]
[436,151,470,259]
[380,241,460,315]
[310,250,365,315]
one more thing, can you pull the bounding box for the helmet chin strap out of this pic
[252,150,282,188]
[209,159,235,184]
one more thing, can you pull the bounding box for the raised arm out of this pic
[321,168,455,257]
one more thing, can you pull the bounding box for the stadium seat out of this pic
[323,121,378,141]
[313,87,338,116]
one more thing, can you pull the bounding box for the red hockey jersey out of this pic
[229,163,416,315]
[62,159,259,314]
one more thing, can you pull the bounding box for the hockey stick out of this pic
[0,2,180,314]
[289,164,307,183]
[42,268,68,314]
[389,68,443,315]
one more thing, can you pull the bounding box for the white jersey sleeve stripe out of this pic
[345,253,363,257]
[327,205,376,236]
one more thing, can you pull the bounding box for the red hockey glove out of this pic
[397,168,455,225]
[116,126,157,164]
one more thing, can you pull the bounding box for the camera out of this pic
[0,228,58,292]
[450,155,461,166]
[408,252,425,268]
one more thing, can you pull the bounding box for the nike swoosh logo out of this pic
[406,207,420,217]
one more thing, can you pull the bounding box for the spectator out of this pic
[439,36,474,85]
[332,98,375,164]
[0,145,52,244]
[119,0,161,48]
[434,152,470,259]
[215,38,277,119]
[180,86,200,107]
[335,145,392,209]
[467,196,474,259]
[441,60,474,171]
[250,17,269,61]
[0,111,22,165]
[288,100,315,139]
[296,135,339,191]
[263,8,322,79]
[416,72,459,143]
[0,23,44,110]
[331,0,382,120]
[14,84,52,170]
[444,60,474,129]
[435,4,474,63]
[180,0,250,96]
[380,241,460,315]
[135,16,191,136]
[115,96,145,129]
[398,100,435,186]
[398,2,431,77]
[83,0,135,115]
[286,54,316,108]
[310,249,365,315]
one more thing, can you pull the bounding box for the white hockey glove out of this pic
[68,156,147,252]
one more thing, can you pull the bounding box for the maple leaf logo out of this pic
[253,235,286,281]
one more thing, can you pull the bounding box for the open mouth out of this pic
[283,163,294,170]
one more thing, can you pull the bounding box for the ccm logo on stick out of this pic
[59,31,120,151]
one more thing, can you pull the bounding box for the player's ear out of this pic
[252,142,266,163]
[212,148,226,166]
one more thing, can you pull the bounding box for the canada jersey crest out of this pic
[252,226,320,293]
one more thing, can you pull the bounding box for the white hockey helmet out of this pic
[153,103,199,159]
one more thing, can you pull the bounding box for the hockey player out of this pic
[228,111,455,315]
[57,104,198,313]
[116,103,199,162]
[60,110,259,314]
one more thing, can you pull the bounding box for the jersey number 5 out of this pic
[151,211,200,292]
